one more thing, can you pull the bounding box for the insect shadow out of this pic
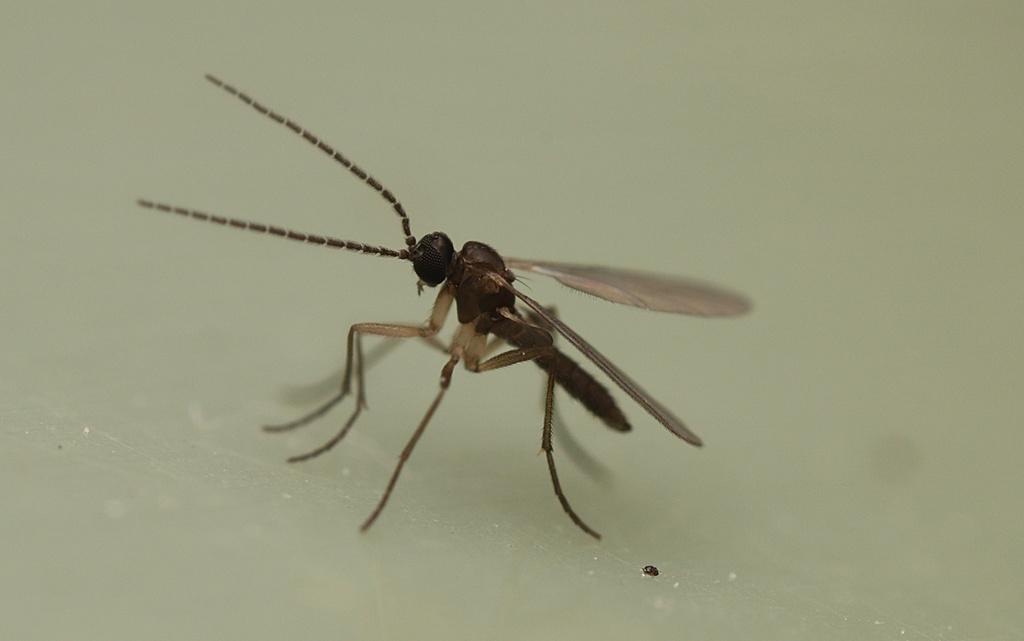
[138,75,750,539]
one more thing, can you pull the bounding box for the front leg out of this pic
[264,287,454,462]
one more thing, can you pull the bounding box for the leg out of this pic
[540,368,602,539]
[549,392,612,485]
[362,325,551,531]
[361,351,461,531]
[265,289,454,462]
[526,305,612,483]
[472,338,602,539]
[360,334,600,537]
[262,321,369,434]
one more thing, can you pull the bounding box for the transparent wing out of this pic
[505,258,750,317]
[511,286,704,446]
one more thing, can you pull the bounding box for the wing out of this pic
[511,286,704,446]
[504,258,750,317]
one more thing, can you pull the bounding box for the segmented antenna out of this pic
[137,200,409,259]
[203,74,415,249]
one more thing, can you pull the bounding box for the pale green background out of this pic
[2,3,1022,640]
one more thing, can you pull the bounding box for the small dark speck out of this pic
[57,444,62,450]
[642,565,659,577]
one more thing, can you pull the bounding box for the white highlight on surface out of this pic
[103,499,127,518]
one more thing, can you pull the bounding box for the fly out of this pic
[138,75,750,539]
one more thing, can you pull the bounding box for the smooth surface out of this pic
[2,3,1022,640]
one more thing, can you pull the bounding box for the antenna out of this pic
[136,199,409,259]
[203,74,415,249]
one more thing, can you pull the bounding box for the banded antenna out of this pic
[138,74,417,261]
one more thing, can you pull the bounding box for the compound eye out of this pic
[412,232,454,286]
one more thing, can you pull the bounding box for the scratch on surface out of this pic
[94,430,190,481]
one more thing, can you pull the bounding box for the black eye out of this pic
[412,232,454,286]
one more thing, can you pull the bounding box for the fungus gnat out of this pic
[138,75,750,539]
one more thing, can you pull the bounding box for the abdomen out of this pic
[490,316,630,432]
